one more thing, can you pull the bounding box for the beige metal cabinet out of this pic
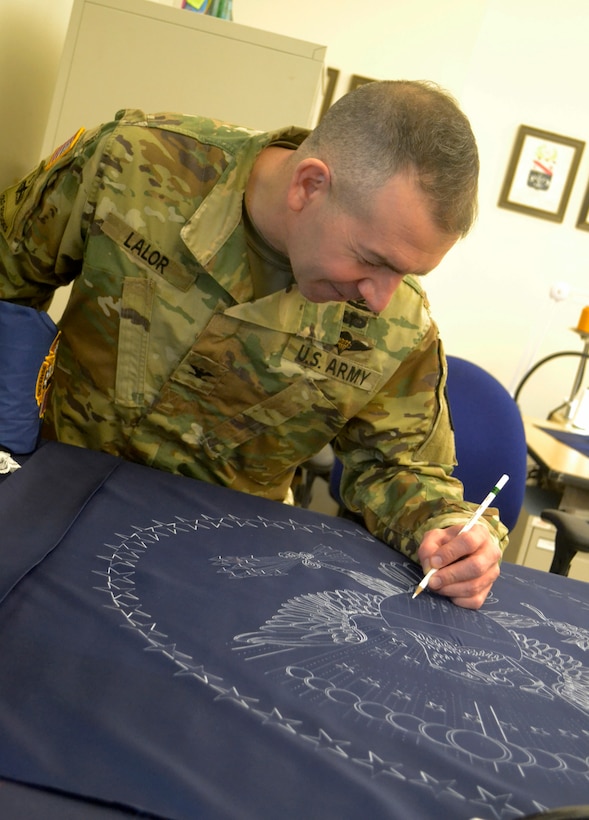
[41,0,326,157]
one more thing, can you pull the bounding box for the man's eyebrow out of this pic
[364,250,404,272]
[365,250,420,276]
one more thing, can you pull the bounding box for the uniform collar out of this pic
[180,123,308,304]
[220,286,345,343]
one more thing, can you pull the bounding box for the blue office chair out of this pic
[328,355,528,532]
[443,354,528,530]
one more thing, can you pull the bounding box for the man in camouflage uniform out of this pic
[0,81,505,608]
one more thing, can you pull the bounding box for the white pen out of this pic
[412,473,509,599]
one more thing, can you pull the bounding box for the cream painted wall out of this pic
[2,0,588,417]
[0,0,75,188]
[435,0,589,420]
[236,0,486,99]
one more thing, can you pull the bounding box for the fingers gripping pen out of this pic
[412,474,509,599]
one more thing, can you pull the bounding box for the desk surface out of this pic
[0,442,588,819]
[524,417,589,488]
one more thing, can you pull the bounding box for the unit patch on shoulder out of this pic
[36,332,61,417]
[44,127,86,172]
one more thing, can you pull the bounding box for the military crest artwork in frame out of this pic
[575,175,589,232]
[498,124,585,223]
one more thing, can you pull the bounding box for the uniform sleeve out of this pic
[335,324,509,562]
[0,120,116,311]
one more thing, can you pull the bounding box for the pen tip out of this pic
[412,587,422,599]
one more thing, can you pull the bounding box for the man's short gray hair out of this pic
[299,80,479,237]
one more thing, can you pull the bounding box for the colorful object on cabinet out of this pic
[182,0,233,19]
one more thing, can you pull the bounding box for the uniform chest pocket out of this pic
[198,376,346,491]
[200,377,340,459]
[135,365,345,492]
[115,277,155,408]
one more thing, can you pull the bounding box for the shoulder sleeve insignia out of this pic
[44,127,86,172]
[35,332,61,417]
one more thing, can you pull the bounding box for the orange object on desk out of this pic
[576,305,589,334]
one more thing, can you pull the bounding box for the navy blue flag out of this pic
[539,424,589,459]
[0,442,588,819]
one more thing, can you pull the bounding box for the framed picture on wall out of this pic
[498,125,585,223]
[348,74,375,92]
[575,178,589,232]
[317,67,340,122]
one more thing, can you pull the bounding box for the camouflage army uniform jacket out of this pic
[0,110,507,560]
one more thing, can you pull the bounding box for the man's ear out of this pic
[286,158,331,212]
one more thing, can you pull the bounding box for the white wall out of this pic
[443,0,589,420]
[0,0,75,187]
[2,0,588,418]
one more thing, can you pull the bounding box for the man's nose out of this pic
[358,273,403,313]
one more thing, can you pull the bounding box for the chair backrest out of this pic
[445,355,527,531]
[330,355,528,532]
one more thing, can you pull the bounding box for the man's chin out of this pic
[299,283,348,304]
